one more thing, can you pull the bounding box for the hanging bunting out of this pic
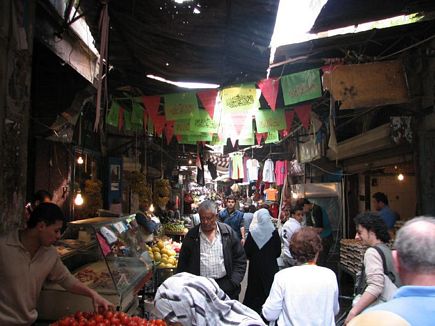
[285,110,295,132]
[106,101,120,127]
[123,110,132,131]
[142,95,161,121]
[154,115,166,136]
[256,132,266,145]
[221,84,260,114]
[143,110,148,133]
[197,89,218,119]
[118,107,125,131]
[280,130,289,138]
[258,78,279,111]
[175,134,182,142]
[165,121,175,145]
[239,136,255,146]
[211,134,226,145]
[190,110,218,133]
[230,137,237,148]
[265,130,279,144]
[255,109,286,133]
[164,92,199,120]
[295,104,312,130]
[131,103,144,127]
[281,68,322,106]
[186,133,213,142]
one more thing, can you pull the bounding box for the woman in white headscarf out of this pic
[153,272,265,326]
[243,208,281,316]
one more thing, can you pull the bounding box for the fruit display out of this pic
[50,311,166,326]
[145,239,179,269]
[162,222,187,235]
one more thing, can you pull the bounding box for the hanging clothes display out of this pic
[264,187,279,201]
[243,156,249,183]
[246,158,260,182]
[263,159,275,183]
[275,160,288,186]
[229,152,244,180]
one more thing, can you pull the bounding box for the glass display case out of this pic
[37,215,153,320]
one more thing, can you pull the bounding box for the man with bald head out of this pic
[353,216,435,325]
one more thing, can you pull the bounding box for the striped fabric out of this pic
[153,273,266,326]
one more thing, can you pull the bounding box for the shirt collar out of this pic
[6,229,25,248]
[395,285,435,298]
[199,224,220,236]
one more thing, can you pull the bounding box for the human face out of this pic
[226,199,236,211]
[199,210,217,233]
[294,210,304,222]
[355,224,375,246]
[372,199,381,211]
[38,220,63,246]
[303,203,311,213]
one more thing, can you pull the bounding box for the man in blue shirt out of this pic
[355,216,435,326]
[219,195,245,243]
[372,192,397,230]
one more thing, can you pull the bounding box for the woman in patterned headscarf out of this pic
[153,272,265,326]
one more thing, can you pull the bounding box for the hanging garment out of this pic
[263,159,275,183]
[230,152,244,180]
[264,187,279,201]
[275,160,288,186]
[243,156,249,183]
[246,158,260,182]
[207,160,218,180]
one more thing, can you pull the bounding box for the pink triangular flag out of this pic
[154,115,166,136]
[295,104,311,130]
[118,107,125,131]
[143,110,148,133]
[285,110,295,132]
[256,132,265,145]
[165,121,175,145]
[197,90,218,119]
[142,96,160,121]
[280,130,289,137]
[258,78,279,111]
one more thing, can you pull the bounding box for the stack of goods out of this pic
[50,311,166,325]
[145,240,179,269]
[339,239,367,275]
[163,221,188,235]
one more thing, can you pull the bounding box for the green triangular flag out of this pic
[107,101,120,127]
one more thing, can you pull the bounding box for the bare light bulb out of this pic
[188,159,192,165]
[77,156,84,165]
[397,173,404,181]
[149,204,155,212]
[74,192,84,206]
[291,192,298,199]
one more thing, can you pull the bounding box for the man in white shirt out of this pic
[281,205,304,267]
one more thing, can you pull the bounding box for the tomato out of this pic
[104,310,114,320]
[120,315,129,325]
[59,317,73,326]
[74,311,83,320]
[87,320,97,326]
[96,323,106,326]
[110,316,120,325]
[94,314,104,323]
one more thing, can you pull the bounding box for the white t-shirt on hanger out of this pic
[246,158,260,182]
[263,159,275,183]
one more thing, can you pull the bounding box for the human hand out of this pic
[344,309,357,325]
[92,293,114,312]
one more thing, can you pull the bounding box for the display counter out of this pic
[38,216,153,320]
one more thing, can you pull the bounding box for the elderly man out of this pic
[177,200,247,299]
[353,216,435,326]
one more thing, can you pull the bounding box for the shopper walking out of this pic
[219,195,245,242]
[262,228,339,326]
[345,213,400,324]
[243,208,281,316]
[177,200,247,300]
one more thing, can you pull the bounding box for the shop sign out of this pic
[221,84,260,114]
[190,110,219,133]
[255,109,286,133]
[281,69,322,106]
[265,130,279,144]
[164,92,199,120]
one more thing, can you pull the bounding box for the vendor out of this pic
[0,203,113,325]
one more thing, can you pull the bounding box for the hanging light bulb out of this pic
[149,204,155,212]
[77,156,84,165]
[188,159,193,165]
[397,173,404,181]
[74,191,84,206]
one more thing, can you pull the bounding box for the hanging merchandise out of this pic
[275,160,288,186]
[229,152,244,180]
[264,186,279,202]
[263,159,275,183]
[246,158,260,182]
